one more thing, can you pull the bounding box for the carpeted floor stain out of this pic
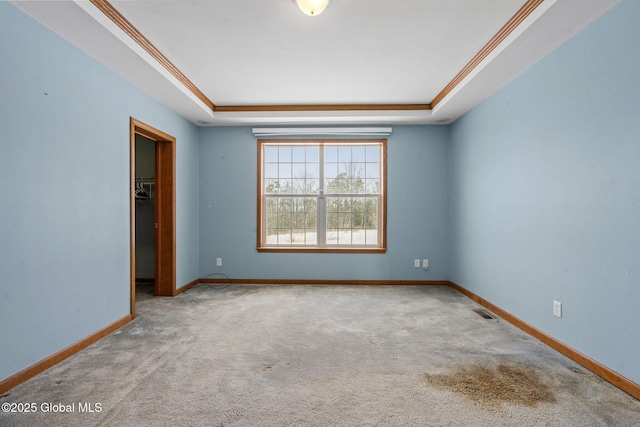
[423,363,557,408]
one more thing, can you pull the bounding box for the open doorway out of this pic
[134,134,156,301]
[130,118,176,317]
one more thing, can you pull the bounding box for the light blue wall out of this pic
[199,126,450,281]
[3,0,638,391]
[0,2,199,381]
[449,0,640,385]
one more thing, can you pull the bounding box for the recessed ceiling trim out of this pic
[85,0,553,122]
[88,0,215,111]
[216,104,431,113]
[430,0,546,109]
[252,127,392,137]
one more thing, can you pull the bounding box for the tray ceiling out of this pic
[11,0,620,125]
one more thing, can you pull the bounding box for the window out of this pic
[258,139,386,253]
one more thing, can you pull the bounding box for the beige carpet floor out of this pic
[1,284,639,426]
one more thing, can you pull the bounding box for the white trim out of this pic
[253,127,392,137]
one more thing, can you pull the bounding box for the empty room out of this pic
[1,0,639,425]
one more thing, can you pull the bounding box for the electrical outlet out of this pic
[216,258,222,267]
[423,259,429,269]
[553,300,562,318]
[414,259,420,268]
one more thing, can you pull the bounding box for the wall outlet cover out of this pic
[553,300,562,318]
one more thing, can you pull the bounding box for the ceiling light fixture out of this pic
[295,0,330,17]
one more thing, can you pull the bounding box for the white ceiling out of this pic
[11,0,620,126]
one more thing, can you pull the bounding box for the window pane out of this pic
[326,212,338,228]
[264,146,278,162]
[340,213,352,231]
[264,179,278,194]
[325,145,338,162]
[266,196,276,209]
[306,146,319,162]
[306,163,319,179]
[330,178,359,194]
[352,197,364,214]
[264,163,278,179]
[277,231,292,245]
[305,230,317,245]
[294,197,307,212]
[278,212,292,228]
[263,195,318,246]
[291,178,306,194]
[292,146,306,162]
[278,197,291,212]
[305,211,317,227]
[365,229,378,244]
[350,179,365,194]
[352,212,364,229]
[292,211,305,229]
[352,146,365,162]
[338,162,351,177]
[352,163,366,178]
[266,212,277,229]
[292,163,305,178]
[324,162,338,179]
[275,179,290,193]
[279,164,292,179]
[366,164,380,179]
[279,146,291,162]
[337,230,352,245]
[338,146,351,162]
[265,233,276,244]
[365,212,378,229]
[366,179,380,194]
[366,146,380,162]
[305,178,318,194]
[326,228,338,245]
[339,198,351,213]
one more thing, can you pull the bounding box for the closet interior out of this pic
[135,134,156,291]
